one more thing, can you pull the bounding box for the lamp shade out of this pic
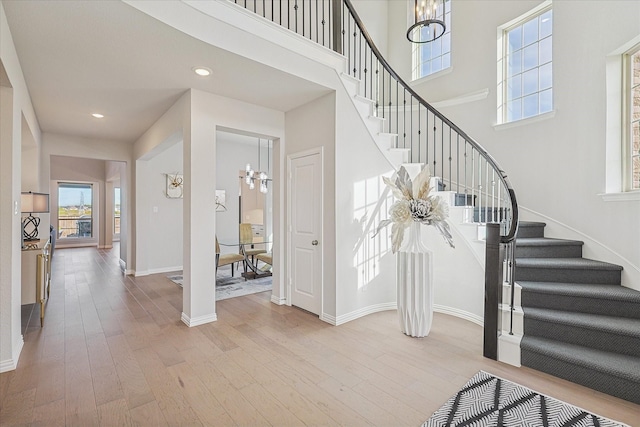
[21,192,50,213]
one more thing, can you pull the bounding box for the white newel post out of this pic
[396,221,434,337]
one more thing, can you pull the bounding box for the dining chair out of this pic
[256,253,272,272]
[215,237,245,277]
[239,223,267,266]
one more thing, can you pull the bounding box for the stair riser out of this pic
[522,291,640,320]
[515,267,621,285]
[352,97,373,117]
[502,284,521,308]
[515,245,582,258]
[521,349,640,404]
[502,307,523,335]
[516,226,545,239]
[524,317,640,358]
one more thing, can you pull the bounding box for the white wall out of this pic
[285,92,338,319]
[140,141,183,274]
[42,133,133,269]
[386,0,640,288]
[333,86,399,323]
[0,0,42,372]
[350,0,389,58]
[50,155,105,247]
[134,89,286,326]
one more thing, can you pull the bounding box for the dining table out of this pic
[218,240,272,279]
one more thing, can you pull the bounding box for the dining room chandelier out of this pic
[407,0,447,44]
[245,138,271,194]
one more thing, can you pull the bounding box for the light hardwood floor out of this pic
[1,246,638,426]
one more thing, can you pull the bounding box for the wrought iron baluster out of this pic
[358,30,362,81]
[448,126,452,191]
[403,89,407,149]
[387,74,393,133]
[456,134,460,194]
[417,104,421,164]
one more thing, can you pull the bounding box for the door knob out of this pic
[312,240,318,246]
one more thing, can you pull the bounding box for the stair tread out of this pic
[516,237,583,247]
[519,221,547,227]
[519,281,640,301]
[523,307,640,337]
[521,336,640,381]
[516,257,623,270]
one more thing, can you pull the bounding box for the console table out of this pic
[21,240,51,326]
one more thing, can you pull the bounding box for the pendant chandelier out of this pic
[407,0,447,44]
[245,138,271,194]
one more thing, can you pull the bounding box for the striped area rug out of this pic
[423,371,628,427]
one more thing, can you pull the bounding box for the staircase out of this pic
[220,0,640,408]
[515,221,640,404]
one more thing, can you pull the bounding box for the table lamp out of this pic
[21,191,49,241]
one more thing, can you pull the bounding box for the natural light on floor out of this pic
[352,171,394,289]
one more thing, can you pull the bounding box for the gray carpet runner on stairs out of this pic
[515,221,640,405]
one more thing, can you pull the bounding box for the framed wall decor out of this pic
[165,173,183,199]
[215,190,226,211]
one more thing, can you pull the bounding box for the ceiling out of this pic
[2,0,331,143]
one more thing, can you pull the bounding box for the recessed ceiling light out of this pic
[91,113,104,119]
[193,67,212,77]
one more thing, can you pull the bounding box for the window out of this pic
[58,183,93,238]
[114,187,121,237]
[499,5,552,123]
[625,46,640,191]
[411,0,451,80]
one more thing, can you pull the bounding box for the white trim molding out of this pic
[181,312,217,327]
[329,302,397,326]
[431,88,490,109]
[134,265,183,277]
[0,335,24,373]
[434,304,483,326]
[493,110,556,131]
[270,294,286,305]
[598,191,640,202]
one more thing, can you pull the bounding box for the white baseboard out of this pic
[136,265,183,277]
[270,295,286,305]
[320,312,337,325]
[320,303,482,327]
[434,304,484,326]
[329,302,398,326]
[0,335,24,373]
[181,312,217,327]
[119,260,134,275]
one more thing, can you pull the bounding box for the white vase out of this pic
[396,221,434,337]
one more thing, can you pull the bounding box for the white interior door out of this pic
[289,150,322,315]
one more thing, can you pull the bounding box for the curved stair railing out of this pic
[229,0,519,359]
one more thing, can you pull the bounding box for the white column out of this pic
[0,86,24,372]
[182,93,217,326]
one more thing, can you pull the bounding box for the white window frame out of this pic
[114,186,121,241]
[623,43,640,192]
[411,0,451,81]
[497,1,553,125]
[603,35,640,200]
[56,182,95,241]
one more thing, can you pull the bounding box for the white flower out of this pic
[390,200,412,226]
[375,165,454,252]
